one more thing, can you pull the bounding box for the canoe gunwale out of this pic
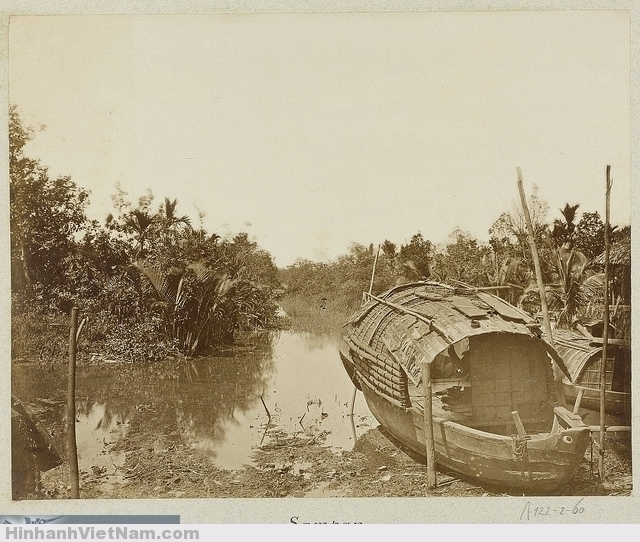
[360,384,590,493]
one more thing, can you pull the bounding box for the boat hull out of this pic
[361,382,590,494]
[563,382,631,421]
[340,281,591,493]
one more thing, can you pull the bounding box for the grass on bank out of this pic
[11,290,359,364]
[277,292,362,334]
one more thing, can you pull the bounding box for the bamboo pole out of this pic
[599,165,612,482]
[67,307,80,499]
[368,244,381,295]
[349,386,357,443]
[590,425,631,434]
[367,293,452,341]
[516,167,565,404]
[421,362,437,489]
[397,324,436,487]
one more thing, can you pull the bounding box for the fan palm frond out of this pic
[133,260,181,304]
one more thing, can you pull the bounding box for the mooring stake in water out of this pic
[349,386,358,443]
[421,361,437,489]
[67,307,80,499]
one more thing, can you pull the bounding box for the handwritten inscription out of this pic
[520,498,585,521]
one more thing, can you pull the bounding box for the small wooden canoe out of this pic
[340,281,590,493]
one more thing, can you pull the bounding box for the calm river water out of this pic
[12,331,375,473]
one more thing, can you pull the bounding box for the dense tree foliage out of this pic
[281,189,629,337]
[11,106,631,355]
[431,229,491,286]
[10,105,90,302]
[573,211,605,261]
[397,233,433,279]
[10,107,280,360]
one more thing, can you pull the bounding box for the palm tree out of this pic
[126,209,155,259]
[543,243,590,328]
[552,203,580,247]
[134,260,235,355]
[381,240,397,259]
[521,203,604,328]
[158,198,191,247]
[160,198,191,231]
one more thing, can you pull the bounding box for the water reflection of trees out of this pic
[299,332,340,352]
[11,332,278,460]
[173,333,277,446]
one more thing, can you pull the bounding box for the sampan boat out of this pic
[552,329,631,422]
[339,281,590,493]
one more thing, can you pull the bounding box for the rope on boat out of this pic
[512,433,532,482]
[511,434,529,460]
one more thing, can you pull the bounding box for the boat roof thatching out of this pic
[593,239,631,266]
[346,281,569,385]
[11,396,62,472]
[551,329,603,383]
[551,328,630,383]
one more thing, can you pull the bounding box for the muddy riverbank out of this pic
[13,331,632,499]
[39,413,631,499]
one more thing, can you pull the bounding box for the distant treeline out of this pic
[278,193,630,335]
[10,105,630,360]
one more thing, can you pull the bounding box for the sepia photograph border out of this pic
[1,0,637,525]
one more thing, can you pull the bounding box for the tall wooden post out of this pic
[517,167,565,404]
[349,386,358,443]
[599,165,612,482]
[422,362,437,489]
[368,244,381,295]
[67,307,80,499]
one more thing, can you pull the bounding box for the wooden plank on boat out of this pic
[476,291,531,322]
[553,406,585,428]
[446,295,489,318]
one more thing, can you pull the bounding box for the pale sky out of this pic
[9,11,631,267]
